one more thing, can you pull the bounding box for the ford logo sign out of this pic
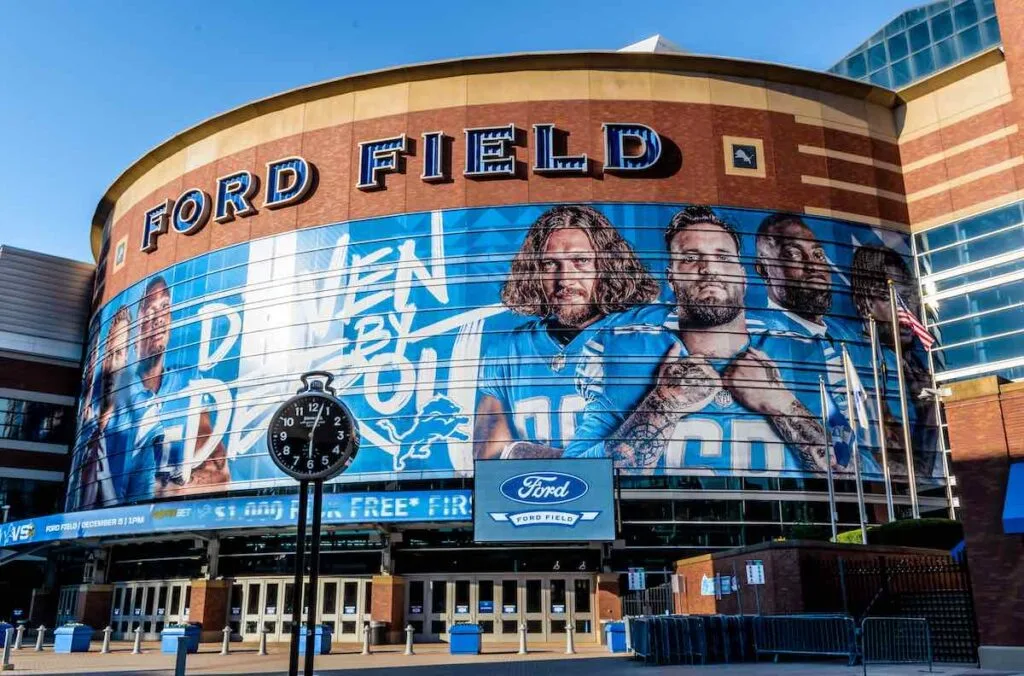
[499,472,589,505]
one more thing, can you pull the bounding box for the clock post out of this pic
[266,371,359,676]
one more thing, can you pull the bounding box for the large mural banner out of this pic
[66,203,940,510]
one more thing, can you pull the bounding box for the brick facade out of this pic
[943,376,1024,665]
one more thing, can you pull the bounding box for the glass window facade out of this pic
[830,0,1000,89]
[915,200,1024,380]
[0,396,74,445]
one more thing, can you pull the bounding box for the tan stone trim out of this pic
[802,206,909,231]
[793,114,898,142]
[90,50,899,260]
[905,156,1024,203]
[896,46,1004,102]
[909,188,1024,233]
[903,125,1019,173]
[801,175,906,203]
[797,145,902,173]
[897,93,1012,144]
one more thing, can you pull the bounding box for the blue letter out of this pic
[602,123,662,172]
[465,125,516,177]
[357,135,408,190]
[214,171,258,223]
[533,124,587,173]
[171,189,211,235]
[421,131,446,182]
[141,199,172,253]
[265,156,313,209]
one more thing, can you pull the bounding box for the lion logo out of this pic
[377,394,470,471]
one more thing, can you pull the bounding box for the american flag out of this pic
[895,292,935,350]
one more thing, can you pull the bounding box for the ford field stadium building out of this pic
[3,0,1024,650]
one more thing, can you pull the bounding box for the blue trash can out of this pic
[0,623,13,647]
[605,621,627,653]
[298,625,333,655]
[449,623,482,655]
[54,624,93,653]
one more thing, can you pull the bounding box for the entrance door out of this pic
[109,580,190,640]
[523,579,545,640]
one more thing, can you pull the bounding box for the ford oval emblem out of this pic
[499,472,589,505]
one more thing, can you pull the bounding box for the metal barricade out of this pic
[753,614,858,665]
[861,617,932,675]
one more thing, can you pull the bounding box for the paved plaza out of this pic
[0,641,1018,676]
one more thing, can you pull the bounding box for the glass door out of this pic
[241,581,263,641]
[572,578,595,640]
[549,579,568,639]
[498,579,521,641]
[427,579,448,641]
[476,579,496,639]
[228,583,243,638]
[407,579,426,639]
[263,582,282,640]
[523,579,545,640]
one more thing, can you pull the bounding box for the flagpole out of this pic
[842,346,869,545]
[818,376,839,541]
[869,317,895,523]
[887,280,921,519]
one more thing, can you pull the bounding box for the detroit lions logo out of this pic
[377,394,470,471]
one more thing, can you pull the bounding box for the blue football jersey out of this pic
[477,307,653,449]
[566,308,803,474]
[131,362,201,489]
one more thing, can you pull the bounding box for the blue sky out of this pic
[0,1,917,263]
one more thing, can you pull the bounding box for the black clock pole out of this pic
[303,479,324,676]
[288,480,309,676]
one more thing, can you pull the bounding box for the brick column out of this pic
[188,579,231,642]
[596,575,621,621]
[72,584,113,631]
[944,376,1024,670]
[370,575,405,643]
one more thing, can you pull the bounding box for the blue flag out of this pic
[824,386,854,468]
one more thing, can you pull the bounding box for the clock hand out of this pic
[308,404,325,459]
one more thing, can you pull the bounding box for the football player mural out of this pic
[66,203,940,509]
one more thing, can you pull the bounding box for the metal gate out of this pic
[621,582,673,617]
[801,554,978,663]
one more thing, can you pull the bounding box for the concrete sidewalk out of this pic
[1,641,1018,676]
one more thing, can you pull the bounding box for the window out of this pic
[957,25,983,56]
[887,32,910,61]
[931,10,954,41]
[908,21,931,52]
[0,397,74,444]
[574,579,591,613]
[953,0,978,30]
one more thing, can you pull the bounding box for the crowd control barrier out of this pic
[752,614,858,665]
[861,617,932,675]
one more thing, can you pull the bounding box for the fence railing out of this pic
[752,614,858,665]
[861,617,932,675]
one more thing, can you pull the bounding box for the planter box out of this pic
[54,625,93,653]
[449,624,482,655]
[160,625,200,654]
[298,625,332,655]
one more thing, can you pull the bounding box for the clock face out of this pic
[266,393,358,481]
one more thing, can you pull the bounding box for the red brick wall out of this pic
[944,377,1024,648]
[996,0,1024,194]
[187,579,230,641]
[673,541,952,616]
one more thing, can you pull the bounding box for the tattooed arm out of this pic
[473,395,515,460]
[606,343,721,472]
[501,441,564,459]
[723,348,830,472]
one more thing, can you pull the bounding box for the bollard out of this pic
[34,625,45,652]
[101,626,112,654]
[2,628,13,671]
[13,626,23,651]
[404,624,414,656]
[221,625,231,655]
[361,622,370,656]
[257,626,268,656]
[564,623,576,655]
[132,626,142,654]
[173,636,188,676]
[518,621,527,655]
